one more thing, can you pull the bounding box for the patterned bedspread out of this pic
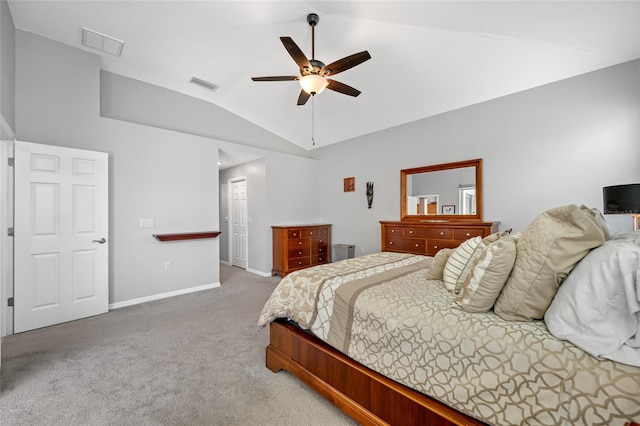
[259,252,640,426]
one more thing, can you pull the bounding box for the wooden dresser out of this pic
[272,224,331,277]
[380,221,499,256]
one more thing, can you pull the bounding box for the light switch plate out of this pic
[140,218,155,228]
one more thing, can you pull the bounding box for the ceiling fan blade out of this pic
[321,51,371,76]
[297,90,311,106]
[326,79,361,97]
[280,37,311,71]
[251,76,299,82]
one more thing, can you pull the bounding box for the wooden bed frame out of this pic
[266,320,485,426]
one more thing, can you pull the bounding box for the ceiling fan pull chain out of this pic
[312,96,315,146]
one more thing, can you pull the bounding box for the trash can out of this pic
[333,244,355,262]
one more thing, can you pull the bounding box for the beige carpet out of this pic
[0,264,358,426]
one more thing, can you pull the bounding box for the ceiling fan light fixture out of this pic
[299,74,328,95]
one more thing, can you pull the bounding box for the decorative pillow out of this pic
[442,236,484,293]
[482,228,512,245]
[545,232,640,367]
[454,236,517,313]
[426,248,454,280]
[494,204,609,321]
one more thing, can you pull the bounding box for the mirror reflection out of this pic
[406,167,476,215]
[400,159,483,221]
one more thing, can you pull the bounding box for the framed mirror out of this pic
[401,159,483,221]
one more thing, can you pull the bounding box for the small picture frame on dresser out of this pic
[442,205,455,214]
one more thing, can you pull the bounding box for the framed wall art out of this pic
[343,177,355,192]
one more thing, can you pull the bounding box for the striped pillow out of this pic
[443,236,484,293]
[454,236,517,312]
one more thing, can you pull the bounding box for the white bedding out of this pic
[545,231,640,367]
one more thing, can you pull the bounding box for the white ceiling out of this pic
[7,1,640,151]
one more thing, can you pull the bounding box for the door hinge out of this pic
[8,157,14,167]
[8,297,14,307]
[7,227,14,237]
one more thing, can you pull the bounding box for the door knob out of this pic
[92,238,107,244]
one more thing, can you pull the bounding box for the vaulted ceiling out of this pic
[8,1,640,151]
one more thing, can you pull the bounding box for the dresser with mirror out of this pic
[381,158,499,256]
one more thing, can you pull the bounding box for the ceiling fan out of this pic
[252,13,371,106]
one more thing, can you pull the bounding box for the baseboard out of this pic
[109,282,221,310]
[247,268,273,277]
[220,260,231,266]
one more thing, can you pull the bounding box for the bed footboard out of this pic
[266,320,485,426]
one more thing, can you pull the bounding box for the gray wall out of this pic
[15,30,221,304]
[12,29,321,315]
[313,60,640,256]
[101,71,308,157]
[219,158,267,269]
[0,0,15,137]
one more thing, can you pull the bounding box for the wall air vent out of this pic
[82,27,124,57]
[189,77,219,93]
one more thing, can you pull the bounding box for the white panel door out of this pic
[14,141,108,333]
[231,179,247,269]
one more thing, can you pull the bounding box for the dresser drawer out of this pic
[311,237,329,247]
[404,227,453,239]
[454,228,485,241]
[288,256,311,269]
[312,244,328,256]
[289,238,309,250]
[384,226,405,237]
[313,254,329,265]
[386,237,426,254]
[302,228,325,238]
[287,229,302,239]
[426,239,460,256]
[288,247,307,259]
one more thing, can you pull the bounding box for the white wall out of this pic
[313,60,640,255]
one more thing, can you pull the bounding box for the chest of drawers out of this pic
[272,224,331,277]
[380,221,499,256]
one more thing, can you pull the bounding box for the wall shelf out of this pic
[153,231,221,242]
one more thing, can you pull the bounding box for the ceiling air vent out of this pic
[82,27,124,57]
[189,77,219,93]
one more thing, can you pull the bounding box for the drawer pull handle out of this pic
[415,243,419,247]
[299,261,302,265]
[391,229,395,233]
[298,251,303,255]
[389,241,393,245]
[299,241,302,245]
[409,230,414,234]
[319,239,324,243]
[466,233,471,237]
[440,232,444,236]
[319,248,323,252]
[319,257,324,261]
[310,232,314,235]
[434,245,438,249]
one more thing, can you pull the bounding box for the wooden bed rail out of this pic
[267,320,485,426]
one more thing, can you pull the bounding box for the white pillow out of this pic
[545,232,640,367]
[443,236,483,293]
